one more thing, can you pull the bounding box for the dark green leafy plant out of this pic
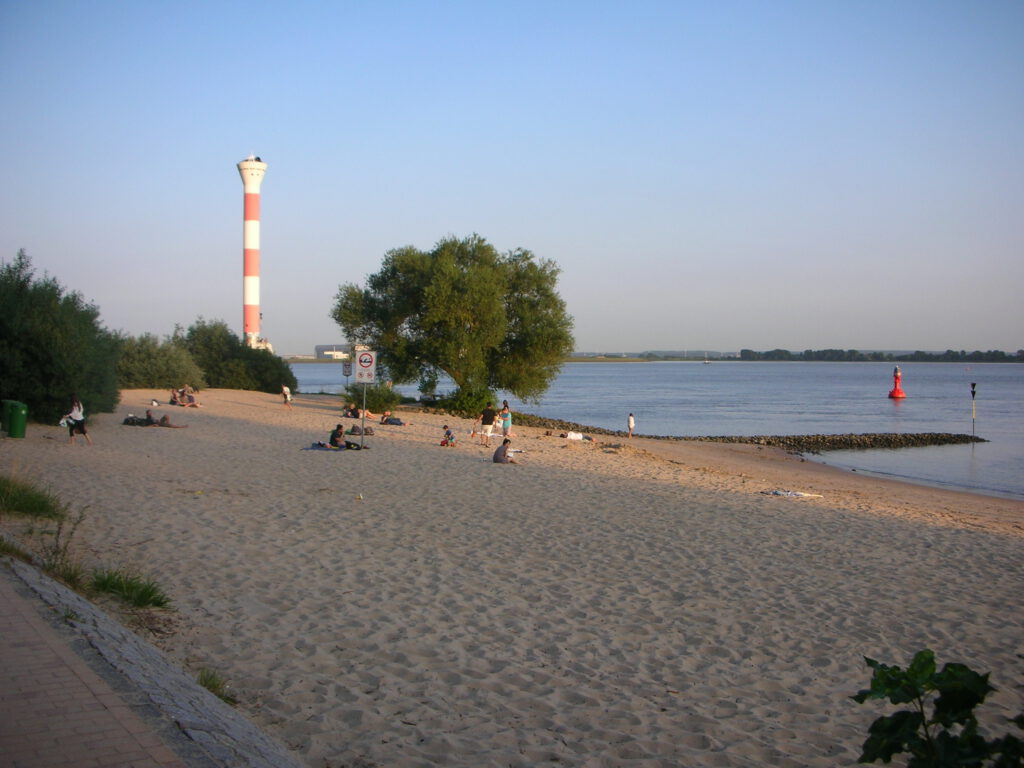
[332,234,574,404]
[0,250,120,422]
[342,383,401,414]
[437,386,495,418]
[852,649,1024,766]
[117,333,206,389]
[179,318,296,393]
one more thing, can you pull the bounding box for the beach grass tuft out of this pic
[50,559,88,590]
[0,535,32,561]
[91,568,171,608]
[0,475,68,520]
[197,668,238,705]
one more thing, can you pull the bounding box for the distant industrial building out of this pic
[315,344,352,360]
[313,344,371,360]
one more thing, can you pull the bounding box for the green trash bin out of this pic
[1,399,17,433]
[6,401,27,438]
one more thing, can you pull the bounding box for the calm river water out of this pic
[292,361,1024,501]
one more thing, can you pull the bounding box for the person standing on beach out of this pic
[499,404,514,437]
[478,403,497,446]
[66,394,93,446]
[628,413,635,439]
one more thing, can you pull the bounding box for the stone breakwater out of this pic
[674,432,986,453]
[414,409,986,454]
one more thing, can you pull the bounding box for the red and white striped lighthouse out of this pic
[237,155,268,349]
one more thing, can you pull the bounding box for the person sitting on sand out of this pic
[493,438,518,464]
[328,424,345,448]
[182,385,202,407]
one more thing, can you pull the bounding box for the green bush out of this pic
[438,386,495,418]
[237,344,296,392]
[181,318,296,393]
[342,383,401,413]
[117,333,206,389]
[0,250,120,422]
[852,648,1024,766]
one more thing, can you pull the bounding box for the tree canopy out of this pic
[117,333,206,389]
[0,250,120,422]
[179,318,297,394]
[332,234,574,404]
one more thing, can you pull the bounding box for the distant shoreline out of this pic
[286,356,1022,364]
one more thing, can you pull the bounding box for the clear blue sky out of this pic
[2,1,1021,355]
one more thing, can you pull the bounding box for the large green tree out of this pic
[331,234,574,403]
[0,250,120,422]
[179,318,296,394]
[117,333,206,389]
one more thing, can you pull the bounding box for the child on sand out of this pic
[441,425,456,446]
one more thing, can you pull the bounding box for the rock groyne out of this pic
[674,432,986,453]
[411,408,986,453]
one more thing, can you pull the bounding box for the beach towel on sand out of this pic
[303,442,368,451]
[761,489,823,498]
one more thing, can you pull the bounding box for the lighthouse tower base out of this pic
[246,335,274,353]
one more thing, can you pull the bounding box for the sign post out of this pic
[970,382,977,437]
[355,351,377,449]
[342,360,352,391]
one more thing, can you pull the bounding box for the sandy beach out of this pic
[2,388,1022,767]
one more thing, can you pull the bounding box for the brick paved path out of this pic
[0,570,188,767]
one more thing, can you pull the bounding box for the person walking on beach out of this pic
[282,384,293,409]
[628,413,635,439]
[478,403,497,446]
[66,394,93,446]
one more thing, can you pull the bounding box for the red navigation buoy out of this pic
[888,365,906,399]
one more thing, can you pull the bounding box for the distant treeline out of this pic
[736,349,1023,363]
